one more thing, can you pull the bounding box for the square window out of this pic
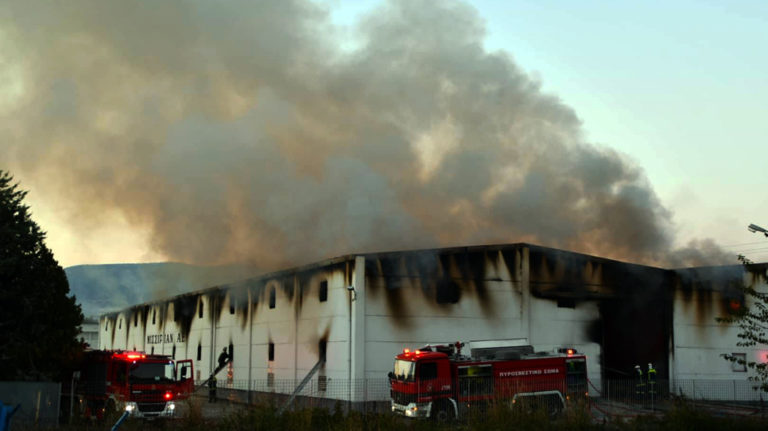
[319,281,328,303]
[732,353,747,372]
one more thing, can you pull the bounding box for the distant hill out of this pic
[65,263,260,319]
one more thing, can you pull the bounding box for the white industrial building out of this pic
[99,243,768,402]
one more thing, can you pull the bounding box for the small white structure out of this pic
[79,318,100,349]
[99,243,768,402]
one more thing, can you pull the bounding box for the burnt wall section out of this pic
[673,265,750,325]
[363,245,522,327]
[670,263,768,382]
[172,292,203,342]
[528,245,673,380]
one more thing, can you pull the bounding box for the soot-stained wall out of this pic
[100,243,765,401]
[671,263,768,396]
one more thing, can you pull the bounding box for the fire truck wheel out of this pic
[432,402,454,423]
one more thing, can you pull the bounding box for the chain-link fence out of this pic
[0,381,60,427]
[50,377,768,423]
[196,377,768,414]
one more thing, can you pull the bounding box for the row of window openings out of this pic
[103,281,330,331]
[196,281,329,318]
[193,341,327,364]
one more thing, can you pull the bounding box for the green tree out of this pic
[717,254,768,391]
[0,170,83,380]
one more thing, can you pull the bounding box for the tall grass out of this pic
[13,399,768,430]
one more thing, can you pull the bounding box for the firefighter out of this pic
[634,365,645,401]
[208,375,217,403]
[218,348,229,370]
[647,363,657,396]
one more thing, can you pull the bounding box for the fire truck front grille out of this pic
[133,390,163,402]
[391,390,416,405]
[138,403,166,413]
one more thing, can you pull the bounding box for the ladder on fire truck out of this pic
[276,358,325,415]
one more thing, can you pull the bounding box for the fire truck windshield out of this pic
[393,359,415,382]
[129,361,175,383]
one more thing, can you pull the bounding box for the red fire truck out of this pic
[74,350,194,420]
[388,342,588,421]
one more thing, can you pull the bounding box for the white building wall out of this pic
[97,245,766,403]
[671,269,768,400]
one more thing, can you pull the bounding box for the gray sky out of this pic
[2,0,766,268]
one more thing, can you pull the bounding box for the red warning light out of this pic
[566,349,575,356]
[164,391,173,400]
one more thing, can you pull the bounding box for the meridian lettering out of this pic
[146,333,186,344]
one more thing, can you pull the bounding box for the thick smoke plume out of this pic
[0,0,729,269]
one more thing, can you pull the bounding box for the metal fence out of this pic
[199,377,768,413]
[0,381,60,427]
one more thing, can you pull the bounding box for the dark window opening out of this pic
[151,347,155,354]
[557,298,576,309]
[152,309,156,324]
[732,353,747,372]
[268,343,275,361]
[172,345,176,359]
[119,319,121,330]
[318,375,327,392]
[228,343,234,361]
[436,279,460,304]
[319,340,327,362]
[198,300,204,318]
[419,362,438,380]
[105,321,108,331]
[319,281,328,302]
[269,288,276,309]
[197,344,202,361]
[229,298,235,315]
[134,314,137,327]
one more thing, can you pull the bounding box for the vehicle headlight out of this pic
[125,402,137,412]
[168,402,175,411]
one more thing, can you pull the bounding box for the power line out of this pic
[721,241,768,248]
[734,247,768,253]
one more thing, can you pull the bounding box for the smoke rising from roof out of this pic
[1,0,730,269]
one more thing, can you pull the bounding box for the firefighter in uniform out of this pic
[647,363,657,401]
[218,348,229,371]
[634,365,645,402]
[208,375,217,403]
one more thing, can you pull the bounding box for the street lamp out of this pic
[748,224,768,237]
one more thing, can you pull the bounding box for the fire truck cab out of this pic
[389,342,587,421]
[75,350,194,420]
